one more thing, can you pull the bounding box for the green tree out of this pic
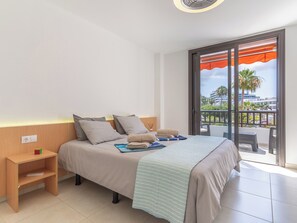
[201,96,209,106]
[239,69,263,108]
[216,86,228,106]
[209,98,215,105]
[242,101,271,111]
[257,102,270,110]
[243,101,255,110]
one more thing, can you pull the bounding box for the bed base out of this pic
[75,174,81,185]
[75,174,120,204]
[112,192,119,204]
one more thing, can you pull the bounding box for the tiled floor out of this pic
[0,161,297,223]
[239,144,276,165]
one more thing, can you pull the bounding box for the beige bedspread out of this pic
[58,136,240,223]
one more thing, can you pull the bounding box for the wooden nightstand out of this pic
[6,150,58,212]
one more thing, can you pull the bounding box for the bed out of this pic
[58,135,240,223]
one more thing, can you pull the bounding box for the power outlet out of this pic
[21,135,38,144]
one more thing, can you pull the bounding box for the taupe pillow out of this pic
[113,114,135,134]
[73,114,106,141]
[79,120,123,145]
[117,116,149,135]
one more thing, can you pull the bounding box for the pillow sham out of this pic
[116,116,149,135]
[78,120,123,145]
[113,114,135,134]
[73,114,106,141]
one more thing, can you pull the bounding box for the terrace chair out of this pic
[200,124,210,136]
[269,127,276,154]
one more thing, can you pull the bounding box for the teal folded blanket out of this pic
[133,136,227,223]
[114,142,165,153]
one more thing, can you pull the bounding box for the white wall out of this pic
[154,54,161,129]
[285,24,297,165]
[162,25,297,165]
[0,0,155,127]
[162,51,188,134]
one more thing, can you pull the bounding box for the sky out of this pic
[200,59,277,99]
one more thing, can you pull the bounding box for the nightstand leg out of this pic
[45,176,58,195]
[44,156,58,195]
[6,160,19,212]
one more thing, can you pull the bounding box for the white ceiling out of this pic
[48,0,297,53]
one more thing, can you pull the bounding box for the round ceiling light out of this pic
[173,0,224,13]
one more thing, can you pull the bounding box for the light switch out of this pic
[21,135,37,144]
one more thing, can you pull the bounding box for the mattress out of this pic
[58,136,240,223]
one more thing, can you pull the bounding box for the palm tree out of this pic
[239,69,263,108]
[216,86,228,106]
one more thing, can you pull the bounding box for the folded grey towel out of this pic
[127,142,150,149]
[128,134,156,143]
[157,129,179,136]
[156,134,175,139]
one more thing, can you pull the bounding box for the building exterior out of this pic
[209,91,276,110]
[253,97,277,110]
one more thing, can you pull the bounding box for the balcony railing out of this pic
[201,110,276,127]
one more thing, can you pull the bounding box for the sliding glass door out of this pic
[189,30,285,166]
[236,38,278,164]
[192,48,238,147]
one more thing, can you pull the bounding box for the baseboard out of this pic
[285,163,297,170]
[0,173,74,203]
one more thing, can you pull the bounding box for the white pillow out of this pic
[79,120,123,145]
[116,116,149,135]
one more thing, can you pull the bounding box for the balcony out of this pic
[201,110,277,164]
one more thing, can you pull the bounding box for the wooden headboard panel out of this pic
[0,117,156,197]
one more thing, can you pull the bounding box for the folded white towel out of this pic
[157,129,179,136]
[127,142,150,149]
[128,134,156,143]
[156,134,175,139]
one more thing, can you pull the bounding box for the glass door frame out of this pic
[188,29,286,166]
[191,48,239,147]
